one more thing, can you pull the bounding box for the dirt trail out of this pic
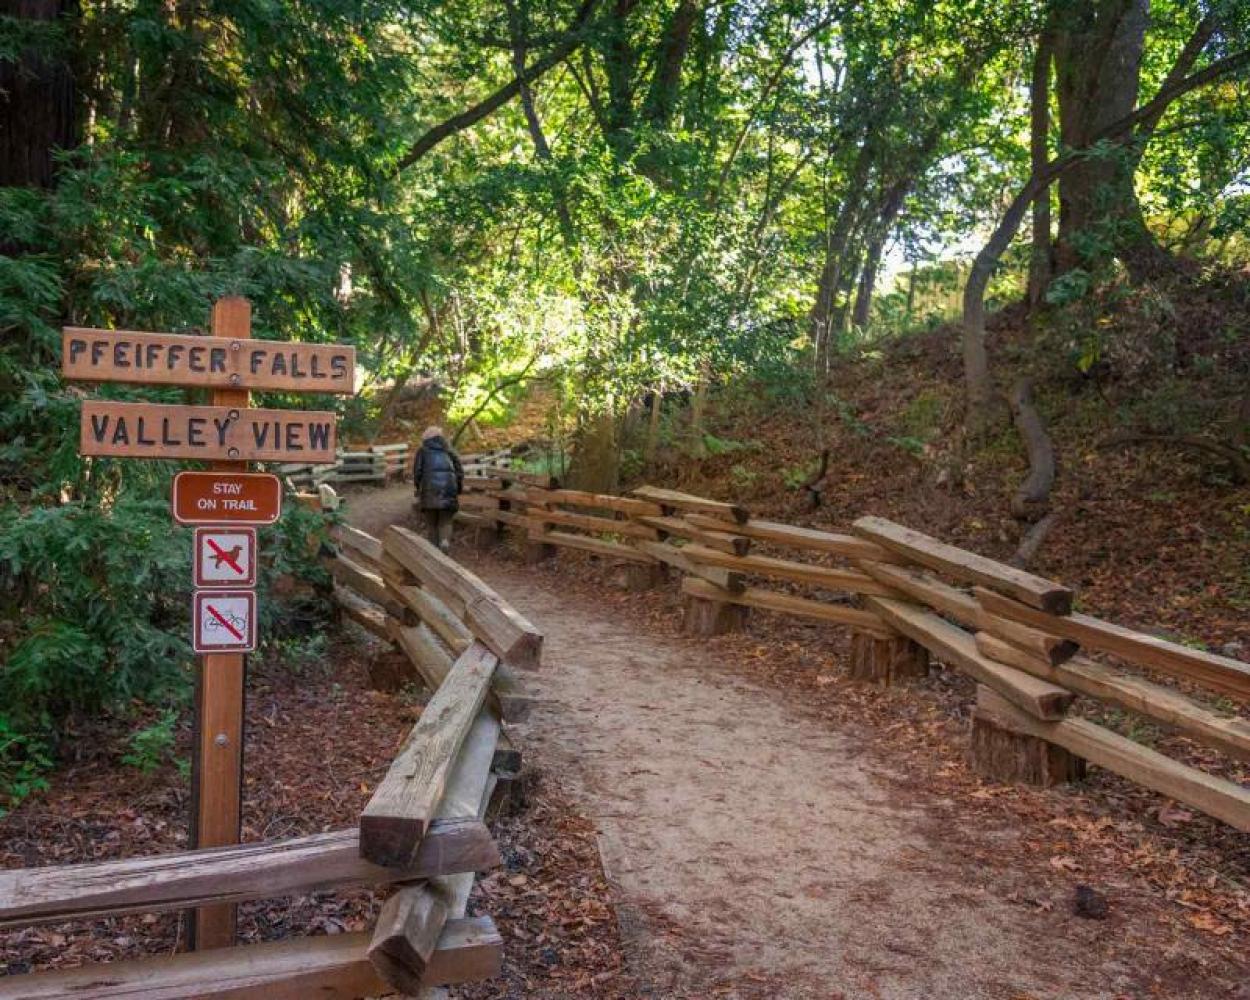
[342,487,1206,999]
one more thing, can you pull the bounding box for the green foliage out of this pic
[121,710,182,775]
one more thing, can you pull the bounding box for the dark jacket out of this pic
[414,436,463,510]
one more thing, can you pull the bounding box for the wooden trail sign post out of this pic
[64,297,356,950]
[193,297,250,951]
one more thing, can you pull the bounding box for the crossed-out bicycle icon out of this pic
[204,609,247,632]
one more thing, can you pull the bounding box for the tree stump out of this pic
[846,632,930,685]
[970,705,1086,787]
[682,595,749,637]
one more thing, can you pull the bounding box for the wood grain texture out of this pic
[976,687,1250,832]
[389,620,456,691]
[384,526,543,668]
[529,526,656,564]
[864,596,1075,720]
[532,506,659,540]
[395,585,473,655]
[62,327,356,394]
[634,540,744,593]
[629,485,750,523]
[973,587,1250,701]
[332,586,391,641]
[856,561,979,626]
[974,609,1079,666]
[681,544,896,596]
[0,819,497,930]
[975,632,1250,761]
[360,643,498,866]
[636,516,751,555]
[0,917,501,999]
[853,516,1073,613]
[684,513,903,562]
[681,577,892,639]
[524,487,663,517]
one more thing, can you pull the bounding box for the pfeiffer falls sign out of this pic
[63,327,355,393]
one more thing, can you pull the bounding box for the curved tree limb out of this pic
[394,0,599,174]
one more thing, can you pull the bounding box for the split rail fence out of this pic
[0,514,540,998]
[455,471,1250,832]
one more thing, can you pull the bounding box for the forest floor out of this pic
[346,484,1249,999]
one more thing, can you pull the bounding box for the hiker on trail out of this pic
[413,425,464,552]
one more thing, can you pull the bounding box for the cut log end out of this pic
[358,815,425,869]
[970,706,1086,787]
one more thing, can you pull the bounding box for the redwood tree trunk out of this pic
[0,0,78,190]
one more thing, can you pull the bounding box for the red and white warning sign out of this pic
[194,527,257,588]
[193,590,257,654]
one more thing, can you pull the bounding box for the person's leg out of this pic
[423,508,440,545]
[437,509,454,551]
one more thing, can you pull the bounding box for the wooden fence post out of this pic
[846,631,930,685]
[682,594,749,636]
[969,685,1086,786]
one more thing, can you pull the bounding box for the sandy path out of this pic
[480,562,1151,1000]
[341,487,1181,999]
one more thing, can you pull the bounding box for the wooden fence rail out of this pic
[451,467,1250,833]
[0,489,539,998]
[324,515,542,996]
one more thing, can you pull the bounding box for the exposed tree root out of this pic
[1008,378,1056,520]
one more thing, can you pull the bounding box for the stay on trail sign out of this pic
[172,472,282,525]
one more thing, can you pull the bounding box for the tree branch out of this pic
[394,0,600,174]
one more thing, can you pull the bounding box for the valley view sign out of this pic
[65,326,356,463]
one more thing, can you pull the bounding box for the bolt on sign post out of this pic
[64,297,356,950]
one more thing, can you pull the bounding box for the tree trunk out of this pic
[1052,0,1171,279]
[810,142,872,364]
[851,180,908,329]
[1028,30,1054,307]
[0,0,78,192]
